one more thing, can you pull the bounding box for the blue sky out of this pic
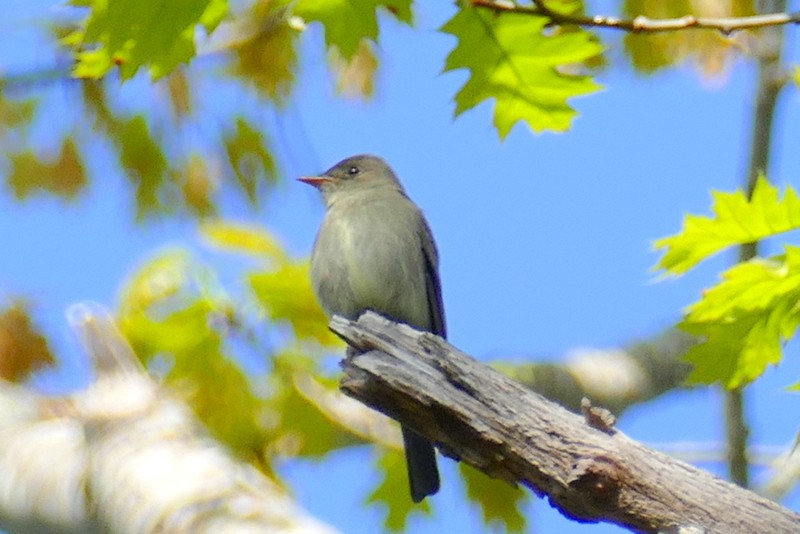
[2,1,800,532]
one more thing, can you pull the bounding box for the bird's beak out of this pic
[298,175,331,189]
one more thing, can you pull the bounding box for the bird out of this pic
[299,154,444,502]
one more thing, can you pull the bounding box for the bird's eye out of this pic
[347,166,359,176]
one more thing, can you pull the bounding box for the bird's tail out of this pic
[402,426,440,502]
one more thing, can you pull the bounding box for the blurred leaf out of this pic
[200,220,288,261]
[223,117,277,204]
[382,0,412,24]
[655,176,800,274]
[77,57,278,222]
[0,302,55,382]
[118,115,168,218]
[174,155,217,217]
[442,5,603,137]
[680,247,800,388]
[460,463,525,532]
[119,250,270,469]
[228,4,298,102]
[124,301,270,468]
[120,250,190,313]
[249,260,341,347]
[624,0,755,75]
[0,93,37,130]
[8,137,87,200]
[267,351,361,458]
[291,0,412,59]
[166,69,192,118]
[81,79,114,127]
[544,0,586,16]
[329,39,378,99]
[83,82,208,219]
[69,0,229,80]
[368,448,430,531]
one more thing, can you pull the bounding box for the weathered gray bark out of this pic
[331,311,800,533]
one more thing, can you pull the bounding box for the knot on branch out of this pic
[580,397,617,434]
[567,456,622,510]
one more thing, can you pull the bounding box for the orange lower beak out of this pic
[298,176,331,188]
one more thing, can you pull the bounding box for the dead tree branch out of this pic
[331,311,800,533]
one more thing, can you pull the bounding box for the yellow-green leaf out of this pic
[224,117,277,204]
[655,176,800,274]
[118,116,168,218]
[70,0,229,80]
[119,250,190,313]
[167,69,192,118]
[267,351,362,458]
[7,138,86,200]
[460,463,526,532]
[329,38,378,99]
[0,94,37,129]
[119,250,269,468]
[200,221,288,261]
[681,246,800,387]
[442,5,603,137]
[0,302,55,383]
[174,155,216,217]
[624,0,754,76]
[367,449,431,531]
[228,5,298,103]
[249,261,341,347]
[291,0,412,59]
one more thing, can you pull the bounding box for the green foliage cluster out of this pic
[117,225,350,471]
[656,178,800,388]
[67,0,228,79]
[3,0,756,217]
[442,6,602,137]
[623,0,755,74]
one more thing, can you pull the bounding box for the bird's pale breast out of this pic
[310,193,431,331]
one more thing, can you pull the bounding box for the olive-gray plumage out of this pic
[301,155,443,502]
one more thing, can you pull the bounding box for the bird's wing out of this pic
[420,217,447,339]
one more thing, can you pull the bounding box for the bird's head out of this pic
[298,154,404,205]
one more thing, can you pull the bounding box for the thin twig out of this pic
[473,0,800,34]
[724,0,789,490]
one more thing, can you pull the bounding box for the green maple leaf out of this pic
[200,221,288,260]
[223,117,278,205]
[441,5,602,137]
[8,138,87,200]
[460,463,525,532]
[249,260,340,347]
[655,175,800,274]
[292,0,412,59]
[228,5,299,102]
[119,251,269,467]
[681,246,800,388]
[118,116,168,218]
[267,352,362,458]
[367,449,431,531]
[69,0,228,80]
[623,0,755,75]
